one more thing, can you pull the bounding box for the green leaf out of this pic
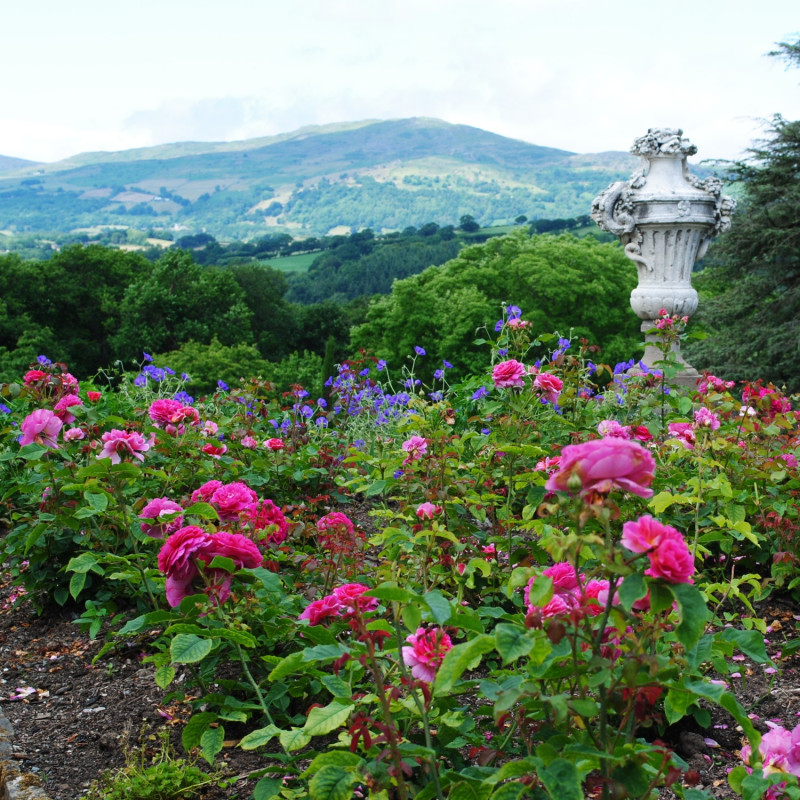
[253,777,283,800]
[490,783,527,800]
[320,674,351,699]
[308,765,358,800]
[69,571,87,600]
[206,555,236,573]
[83,490,108,512]
[618,573,646,611]
[170,633,213,664]
[717,628,771,663]
[363,479,387,497]
[67,552,104,574]
[164,623,257,648]
[239,724,281,750]
[539,758,583,800]
[269,650,307,681]
[280,727,312,752]
[303,701,355,737]
[182,712,218,751]
[154,664,175,690]
[402,603,422,633]
[433,634,495,695]
[494,623,535,664]
[423,589,452,624]
[671,583,711,651]
[303,751,364,777]
[18,443,48,461]
[448,781,492,800]
[648,491,687,514]
[366,584,416,603]
[200,724,225,765]
[183,501,219,519]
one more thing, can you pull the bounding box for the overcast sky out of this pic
[2,0,797,164]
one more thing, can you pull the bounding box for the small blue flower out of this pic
[587,362,597,375]
[557,338,571,351]
[359,368,370,376]
[442,360,453,369]
[295,388,309,399]
[143,351,153,362]
[494,319,504,332]
[315,417,328,428]
[300,406,313,418]
[414,346,426,356]
[0,403,11,414]
[393,469,404,479]
[434,369,444,380]
[498,348,508,357]
[506,305,522,319]
[472,386,489,400]
[174,390,194,405]
[181,372,191,382]
[134,374,147,388]
[37,355,51,366]
[353,439,366,450]
[317,398,327,408]
[481,427,491,435]
[377,359,387,371]
[217,380,229,391]
[280,418,291,431]
[429,390,443,402]
[163,366,176,375]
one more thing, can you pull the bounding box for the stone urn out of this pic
[591,128,736,382]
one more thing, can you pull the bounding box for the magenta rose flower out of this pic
[158,526,214,606]
[97,429,153,464]
[645,530,695,584]
[191,480,222,504]
[148,398,183,425]
[545,438,655,498]
[597,420,631,439]
[621,515,673,554]
[316,512,355,534]
[299,594,342,626]
[207,532,263,569]
[63,427,85,442]
[210,482,258,521]
[264,438,285,451]
[139,497,184,539]
[402,627,453,683]
[492,359,526,389]
[54,394,83,423]
[245,499,289,545]
[401,436,428,464]
[416,502,442,520]
[667,422,696,450]
[533,372,563,403]
[332,583,379,615]
[20,409,62,448]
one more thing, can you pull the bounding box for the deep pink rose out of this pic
[210,482,258,520]
[401,436,428,463]
[633,426,653,443]
[87,391,102,402]
[545,438,655,498]
[23,369,48,386]
[416,502,442,520]
[492,359,526,389]
[780,453,798,469]
[148,398,183,424]
[597,420,631,439]
[158,526,213,606]
[63,427,85,442]
[533,372,563,403]
[332,583,379,614]
[645,530,695,584]
[245,499,289,545]
[299,594,342,625]
[240,435,258,449]
[97,429,153,464]
[402,627,453,683]
[20,409,62,448]
[202,443,228,458]
[54,394,83,423]
[317,512,355,534]
[207,532,263,569]
[139,497,184,539]
[191,480,222,504]
[264,438,285,451]
[543,562,582,591]
[668,422,696,449]
[621,515,676,554]
[582,579,612,616]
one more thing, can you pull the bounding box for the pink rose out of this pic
[693,407,721,430]
[245,499,289,545]
[492,359,526,389]
[148,398,183,425]
[210,482,258,520]
[158,526,214,606]
[202,420,219,436]
[332,583,379,615]
[23,369,48,386]
[633,426,653,443]
[54,394,83,423]
[645,530,694,584]
[545,438,655,498]
[240,435,258,449]
[299,594,342,626]
[316,512,355,534]
[534,456,561,474]
[208,532,263,570]
[668,422,696,449]
[401,436,428,463]
[97,429,153,464]
[20,409,62,448]
[597,420,631,439]
[543,562,582,591]
[86,391,102,402]
[402,627,453,683]
[780,453,798,469]
[63,427,85,442]
[202,443,227,458]
[264,438,284,451]
[533,372,563,404]
[139,497,184,539]
[191,480,222,504]
[416,502,442,520]
[621,515,675,554]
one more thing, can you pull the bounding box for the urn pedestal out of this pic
[591,128,735,386]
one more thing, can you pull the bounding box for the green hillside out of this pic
[0,118,635,238]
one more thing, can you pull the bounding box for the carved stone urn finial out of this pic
[591,128,735,383]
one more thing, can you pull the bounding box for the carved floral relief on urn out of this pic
[591,128,736,378]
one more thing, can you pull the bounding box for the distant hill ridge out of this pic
[0,117,637,238]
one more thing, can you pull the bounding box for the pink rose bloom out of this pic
[545,438,655,498]
[23,369,48,386]
[534,455,561,474]
[148,398,183,425]
[543,562,582,591]
[621,515,676,554]
[158,526,214,606]
[139,497,184,539]
[207,531,263,570]
[240,435,258,449]
[742,723,800,779]
[780,453,798,469]
[63,427,85,442]
[264,438,284,451]
[316,512,355,534]
[492,359,526,389]
[506,318,530,329]
[191,480,222,504]
[632,426,653,443]
[668,422,696,449]
[299,594,342,625]
[86,391,102,402]
[245,499,289,545]
[202,420,219,436]
[597,420,631,439]
[402,435,428,463]
[533,372,563,403]
[416,502,442,520]
[210,482,258,520]
[20,409,62,448]
[402,627,453,683]
[333,583,379,615]
[54,394,83,423]
[202,443,227,458]
[645,529,695,584]
[583,579,612,615]
[60,373,80,394]
[693,407,721,430]
[97,429,153,464]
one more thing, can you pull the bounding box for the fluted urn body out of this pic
[591,129,735,380]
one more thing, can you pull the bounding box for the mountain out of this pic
[0,118,636,239]
[0,154,41,174]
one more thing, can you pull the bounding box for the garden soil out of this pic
[2,567,800,800]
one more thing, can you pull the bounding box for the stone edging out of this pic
[0,705,52,800]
